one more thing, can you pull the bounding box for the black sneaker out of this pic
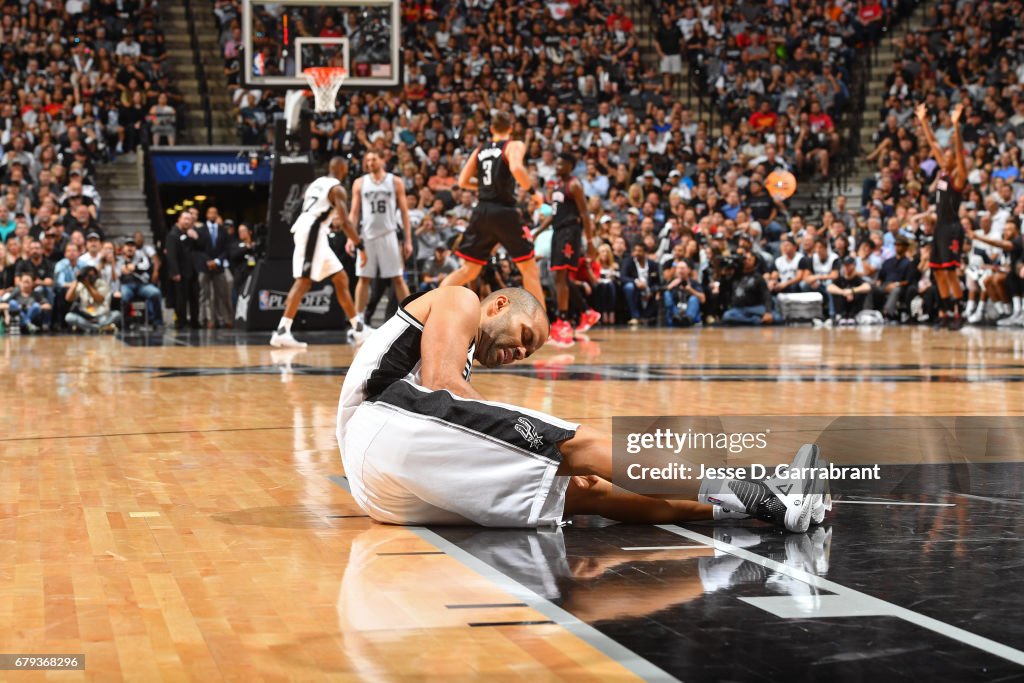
[700,444,823,533]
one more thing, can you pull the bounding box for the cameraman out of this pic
[118,239,164,328]
[65,265,122,333]
[663,261,704,326]
[721,249,777,325]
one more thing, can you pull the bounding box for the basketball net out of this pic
[304,66,346,114]
[284,67,346,137]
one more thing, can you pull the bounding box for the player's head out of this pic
[364,151,382,174]
[936,147,955,172]
[490,111,513,137]
[556,152,575,178]
[476,288,548,368]
[329,156,349,180]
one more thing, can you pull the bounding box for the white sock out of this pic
[701,475,762,516]
[278,317,293,333]
[355,311,364,325]
[1013,297,1022,315]
[712,502,751,520]
[965,299,977,317]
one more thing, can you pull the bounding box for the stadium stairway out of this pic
[838,0,931,216]
[159,1,235,144]
[625,0,707,133]
[95,154,150,240]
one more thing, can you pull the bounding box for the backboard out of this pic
[241,0,400,89]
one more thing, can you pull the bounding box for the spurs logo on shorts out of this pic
[514,417,544,450]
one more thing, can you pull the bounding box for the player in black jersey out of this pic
[916,102,967,329]
[535,152,596,346]
[441,111,544,308]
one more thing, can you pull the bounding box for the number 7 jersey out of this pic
[359,172,398,239]
[291,175,340,233]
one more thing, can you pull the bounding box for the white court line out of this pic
[621,545,707,551]
[328,475,679,682]
[831,500,956,507]
[658,524,1024,667]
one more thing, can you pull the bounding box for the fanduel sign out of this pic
[152,151,272,185]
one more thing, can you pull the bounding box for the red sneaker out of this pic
[549,318,575,347]
[576,309,601,333]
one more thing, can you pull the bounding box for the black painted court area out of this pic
[433,465,1024,682]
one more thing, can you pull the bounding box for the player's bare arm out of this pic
[456,147,481,190]
[950,103,967,189]
[330,185,361,246]
[571,178,595,256]
[394,175,414,258]
[412,287,487,400]
[348,176,363,229]
[505,140,533,191]
[914,103,945,167]
[534,213,553,236]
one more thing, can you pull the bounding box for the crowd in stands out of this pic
[10,0,1018,334]
[203,0,1016,333]
[0,0,188,334]
[855,0,1024,326]
[1,202,257,334]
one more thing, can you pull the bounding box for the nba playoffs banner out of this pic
[151,150,272,185]
[234,258,346,331]
[612,416,1024,497]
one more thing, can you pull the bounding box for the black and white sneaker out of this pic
[699,444,823,533]
[810,473,831,526]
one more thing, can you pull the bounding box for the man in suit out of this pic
[194,206,234,328]
[165,210,200,329]
[621,241,661,325]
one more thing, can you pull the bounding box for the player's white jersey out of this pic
[359,172,398,239]
[291,176,340,233]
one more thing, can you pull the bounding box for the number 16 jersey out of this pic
[359,172,398,239]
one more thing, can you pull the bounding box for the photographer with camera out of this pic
[721,249,777,326]
[65,265,121,333]
[663,261,704,327]
[118,239,164,328]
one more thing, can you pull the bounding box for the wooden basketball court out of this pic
[2,327,1023,680]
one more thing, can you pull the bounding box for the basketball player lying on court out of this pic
[338,287,828,533]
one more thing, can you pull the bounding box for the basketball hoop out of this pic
[303,66,346,114]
